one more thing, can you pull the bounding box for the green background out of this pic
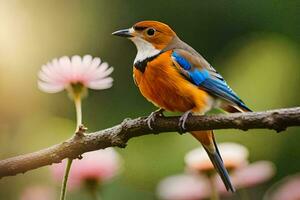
[0,0,299,199]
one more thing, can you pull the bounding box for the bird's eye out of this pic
[146,28,155,36]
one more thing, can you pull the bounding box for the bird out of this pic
[112,21,251,192]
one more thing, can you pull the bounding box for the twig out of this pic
[0,107,299,178]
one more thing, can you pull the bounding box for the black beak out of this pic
[112,29,132,38]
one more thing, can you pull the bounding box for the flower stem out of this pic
[74,96,82,130]
[89,188,100,200]
[208,175,220,200]
[59,158,73,200]
[85,179,101,200]
[59,96,82,200]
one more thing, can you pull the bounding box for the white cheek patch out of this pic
[130,37,160,63]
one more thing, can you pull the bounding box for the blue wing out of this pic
[171,51,251,112]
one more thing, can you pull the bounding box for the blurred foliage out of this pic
[0,0,299,199]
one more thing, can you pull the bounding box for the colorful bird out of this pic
[113,21,251,192]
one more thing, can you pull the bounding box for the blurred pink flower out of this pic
[216,161,275,192]
[157,174,211,200]
[185,143,249,173]
[38,55,113,93]
[265,174,300,200]
[51,148,122,190]
[232,161,275,188]
[20,185,55,200]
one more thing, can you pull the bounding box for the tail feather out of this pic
[191,130,235,192]
[204,146,236,192]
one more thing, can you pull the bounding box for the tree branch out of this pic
[0,107,300,178]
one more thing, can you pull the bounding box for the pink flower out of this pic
[265,174,300,200]
[185,143,249,173]
[157,174,211,200]
[51,148,122,190]
[38,55,113,93]
[216,161,275,192]
[232,161,275,188]
[20,185,55,200]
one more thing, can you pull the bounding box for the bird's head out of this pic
[112,21,176,63]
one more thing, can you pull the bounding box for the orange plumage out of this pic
[133,50,210,113]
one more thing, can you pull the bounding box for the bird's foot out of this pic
[147,108,165,130]
[178,110,193,134]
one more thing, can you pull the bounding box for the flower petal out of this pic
[38,71,54,83]
[232,161,275,188]
[71,55,83,80]
[88,77,113,90]
[82,55,92,66]
[38,81,64,93]
[58,56,72,80]
[50,148,122,190]
[92,66,114,80]
[157,174,211,200]
[185,143,249,172]
[37,55,113,93]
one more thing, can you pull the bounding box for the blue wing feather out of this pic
[172,51,191,70]
[171,51,251,111]
[200,77,251,111]
[189,68,210,85]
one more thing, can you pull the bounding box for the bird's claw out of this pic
[147,109,165,130]
[178,110,193,133]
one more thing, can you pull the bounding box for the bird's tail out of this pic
[190,130,235,192]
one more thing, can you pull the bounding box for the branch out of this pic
[0,107,300,178]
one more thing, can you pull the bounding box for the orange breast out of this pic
[133,51,210,113]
